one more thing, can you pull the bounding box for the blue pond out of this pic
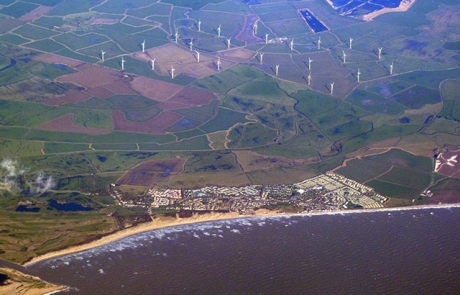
[48,199,93,212]
[15,205,40,212]
[299,9,328,33]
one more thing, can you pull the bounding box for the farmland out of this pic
[0,0,456,179]
[0,0,459,260]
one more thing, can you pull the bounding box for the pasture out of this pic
[0,2,39,19]
[336,149,439,199]
[199,107,250,133]
[346,89,406,115]
[137,135,211,150]
[0,0,458,202]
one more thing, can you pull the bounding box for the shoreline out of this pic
[24,203,460,267]
[0,267,68,295]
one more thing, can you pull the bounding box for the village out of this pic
[110,173,388,214]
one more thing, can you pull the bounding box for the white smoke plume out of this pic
[0,158,25,192]
[32,171,55,195]
[1,158,28,177]
[0,158,54,195]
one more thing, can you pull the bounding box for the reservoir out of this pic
[299,9,328,33]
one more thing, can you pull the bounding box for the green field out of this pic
[106,95,158,110]
[346,89,406,115]
[74,109,112,129]
[0,2,39,18]
[199,108,250,133]
[227,123,278,148]
[48,0,105,16]
[127,3,172,18]
[12,24,59,39]
[0,100,68,127]
[337,149,439,199]
[53,33,109,51]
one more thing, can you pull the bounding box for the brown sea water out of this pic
[26,207,460,294]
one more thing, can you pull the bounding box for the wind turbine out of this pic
[217,24,221,37]
[307,72,311,85]
[357,68,361,82]
[342,50,346,63]
[253,20,258,35]
[308,57,313,70]
[275,64,279,76]
[195,50,200,62]
[175,30,179,43]
[101,50,105,62]
[259,52,264,65]
[227,37,231,49]
[151,58,155,70]
[349,37,353,49]
[290,38,294,51]
[330,82,335,95]
[198,19,201,32]
[217,57,221,71]
[141,40,146,52]
[378,47,383,59]
[189,38,193,51]
[171,66,175,79]
[121,57,125,70]
[317,36,321,50]
[265,33,269,44]
[389,62,393,75]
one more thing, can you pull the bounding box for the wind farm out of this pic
[0,0,459,266]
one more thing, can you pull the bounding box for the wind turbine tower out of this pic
[217,57,221,71]
[195,50,200,62]
[275,64,279,76]
[151,58,155,70]
[342,50,346,63]
[141,40,146,52]
[265,33,269,44]
[198,19,201,32]
[390,62,393,75]
[217,24,221,37]
[189,38,193,51]
[378,47,383,59]
[357,68,361,82]
[171,66,175,79]
[307,72,311,85]
[121,57,125,70]
[349,38,353,49]
[101,50,105,62]
[175,31,179,43]
[290,39,294,51]
[308,57,313,70]
[259,52,264,65]
[317,36,321,50]
[227,38,231,49]
[253,20,258,35]
[330,82,335,95]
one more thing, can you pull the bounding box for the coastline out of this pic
[24,210,270,266]
[0,267,67,295]
[24,203,460,267]
[362,0,416,21]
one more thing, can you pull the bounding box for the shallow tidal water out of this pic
[27,207,460,295]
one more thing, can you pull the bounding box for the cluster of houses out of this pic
[111,173,387,213]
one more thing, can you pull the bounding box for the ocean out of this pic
[26,207,460,295]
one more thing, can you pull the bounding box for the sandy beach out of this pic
[0,267,67,295]
[24,209,275,266]
[24,203,460,267]
[363,0,416,21]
